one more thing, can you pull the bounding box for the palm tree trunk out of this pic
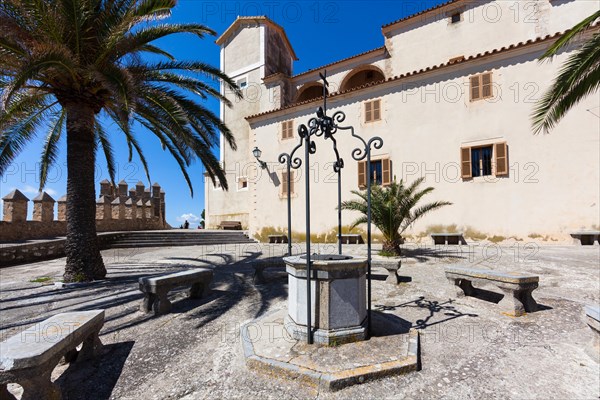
[382,239,402,256]
[63,104,106,282]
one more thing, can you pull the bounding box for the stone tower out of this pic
[206,16,297,230]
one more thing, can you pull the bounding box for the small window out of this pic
[358,158,391,188]
[470,72,493,101]
[236,77,247,89]
[364,99,381,123]
[281,120,294,140]
[451,12,462,24]
[460,142,508,179]
[237,177,248,191]
[281,171,295,197]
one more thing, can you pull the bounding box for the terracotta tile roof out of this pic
[246,27,594,121]
[382,0,465,30]
[292,46,388,79]
[216,16,298,60]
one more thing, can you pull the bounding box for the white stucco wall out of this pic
[248,43,599,238]
[210,2,600,237]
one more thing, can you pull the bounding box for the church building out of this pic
[205,0,600,240]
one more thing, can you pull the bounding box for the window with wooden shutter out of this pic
[281,171,288,196]
[382,158,391,186]
[281,171,295,197]
[365,101,373,122]
[461,147,472,179]
[494,142,508,176]
[470,77,480,101]
[358,161,366,188]
[364,99,381,123]
[281,121,294,140]
[289,171,295,195]
[470,72,493,101]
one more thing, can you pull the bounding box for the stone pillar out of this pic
[32,192,56,222]
[160,190,166,225]
[136,200,145,219]
[57,195,67,221]
[143,188,151,202]
[96,196,111,220]
[125,198,136,220]
[111,198,125,220]
[136,181,145,198]
[144,200,153,219]
[2,190,29,222]
[152,183,161,218]
[118,180,128,201]
[100,179,112,198]
[129,189,137,202]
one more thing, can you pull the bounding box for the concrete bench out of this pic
[585,305,599,362]
[339,234,365,244]
[219,221,242,230]
[571,231,600,246]
[431,233,466,245]
[372,259,402,284]
[268,235,288,244]
[0,310,104,400]
[139,269,213,315]
[445,266,539,316]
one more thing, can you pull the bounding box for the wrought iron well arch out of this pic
[278,70,383,344]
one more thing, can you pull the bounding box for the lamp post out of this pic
[253,146,267,169]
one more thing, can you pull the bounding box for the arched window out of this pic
[295,83,328,103]
[340,66,385,92]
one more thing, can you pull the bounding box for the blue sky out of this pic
[0,0,446,227]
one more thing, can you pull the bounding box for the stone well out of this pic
[283,254,367,345]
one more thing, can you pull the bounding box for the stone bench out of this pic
[0,310,104,400]
[585,305,599,362]
[445,266,539,317]
[372,259,402,284]
[570,231,600,246]
[252,260,285,284]
[219,221,242,230]
[139,269,213,315]
[431,233,466,245]
[268,235,288,244]
[339,234,365,244]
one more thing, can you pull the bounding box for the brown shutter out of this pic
[482,73,492,98]
[365,101,373,122]
[494,142,508,176]
[461,147,472,179]
[470,76,480,101]
[358,161,366,188]
[281,171,288,196]
[281,122,286,139]
[373,100,381,121]
[382,158,391,186]
[289,171,295,195]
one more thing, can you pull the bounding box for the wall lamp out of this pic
[252,146,267,169]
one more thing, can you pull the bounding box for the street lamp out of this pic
[253,146,267,169]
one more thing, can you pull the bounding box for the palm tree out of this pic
[0,0,241,282]
[532,10,600,134]
[341,178,451,255]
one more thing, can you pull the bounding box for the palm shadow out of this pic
[56,341,135,400]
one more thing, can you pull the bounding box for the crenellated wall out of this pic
[0,180,169,243]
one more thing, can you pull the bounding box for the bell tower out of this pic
[205,16,297,230]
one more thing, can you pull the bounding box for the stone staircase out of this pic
[108,230,256,248]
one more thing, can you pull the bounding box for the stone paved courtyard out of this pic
[0,243,598,399]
